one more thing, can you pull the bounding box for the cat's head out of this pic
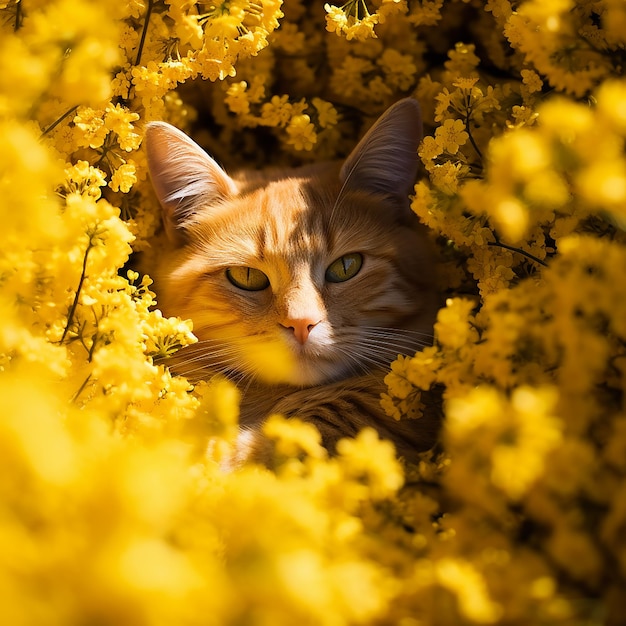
[144,99,438,387]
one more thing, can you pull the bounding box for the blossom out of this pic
[324,4,348,35]
[324,2,379,41]
[521,68,543,93]
[260,94,293,126]
[285,113,317,151]
[109,161,137,193]
[312,97,338,129]
[63,161,107,199]
[377,48,417,90]
[226,80,252,115]
[435,118,469,154]
[434,298,479,350]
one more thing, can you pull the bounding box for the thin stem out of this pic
[135,0,154,67]
[488,240,548,268]
[40,105,78,138]
[14,0,22,31]
[61,239,94,343]
[126,0,154,100]
[465,113,483,162]
[87,331,99,363]
[72,374,92,403]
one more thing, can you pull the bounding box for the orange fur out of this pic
[144,99,441,465]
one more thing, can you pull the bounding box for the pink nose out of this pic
[281,319,320,345]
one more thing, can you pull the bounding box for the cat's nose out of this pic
[281,318,320,345]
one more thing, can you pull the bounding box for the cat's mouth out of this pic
[286,350,347,386]
[172,331,346,387]
[243,331,348,387]
[281,328,351,386]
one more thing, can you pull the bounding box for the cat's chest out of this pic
[238,382,295,427]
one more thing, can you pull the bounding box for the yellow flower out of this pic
[444,42,481,76]
[377,48,417,90]
[429,161,465,194]
[109,162,137,193]
[2,1,626,623]
[346,13,379,41]
[578,159,626,209]
[312,97,338,129]
[521,68,543,93]
[272,21,306,54]
[435,118,469,154]
[74,106,109,149]
[263,414,327,462]
[105,103,141,151]
[433,558,502,623]
[324,4,348,35]
[324,2,379,40]
[285,113,317,150]
[434,298,479,351]
[446,386,563,501]
[261,94,293,126]
[419,135,441,162]
[63,161,107,199]
[596,79,626,132]
[225,81,251,115]
[336,428,404,500]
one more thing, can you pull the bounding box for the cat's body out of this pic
[144,99,440,465]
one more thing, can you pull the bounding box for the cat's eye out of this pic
[325,253,363,283]
[226,266,270,291]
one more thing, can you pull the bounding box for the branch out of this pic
[61,238,94,343]
[488,239,548,268]
[40,105,78,138]
[135,0,154,67]
[465,113,483,163]
[14,0,23,31]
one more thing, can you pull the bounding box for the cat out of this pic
[143,98,440,466]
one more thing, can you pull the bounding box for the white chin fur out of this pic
[235,329,346,387]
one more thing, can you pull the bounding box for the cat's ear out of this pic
[340,98,423,200]
[144,121,237,243]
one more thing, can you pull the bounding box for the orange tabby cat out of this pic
[144,99,440,465]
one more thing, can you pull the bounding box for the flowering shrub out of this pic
[1,0,626,623]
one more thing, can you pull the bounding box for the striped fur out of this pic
[144,99,440,466]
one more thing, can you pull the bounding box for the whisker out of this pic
[360,326,435,341]
[358,331,429,345]
[352,345,401,364]
[333,346,370,377]
[358,338,430,354]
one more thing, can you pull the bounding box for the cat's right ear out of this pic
[339,98,423,202]
[144,122,237,244]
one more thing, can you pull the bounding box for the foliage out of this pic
[1,0,625,623]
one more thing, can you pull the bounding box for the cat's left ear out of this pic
[144,121,237,243]
[340,98,423,201]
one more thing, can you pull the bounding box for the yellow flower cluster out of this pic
[2,0,626,624]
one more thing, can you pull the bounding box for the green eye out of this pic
[226,267,270,291]
[325,253,363,283]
